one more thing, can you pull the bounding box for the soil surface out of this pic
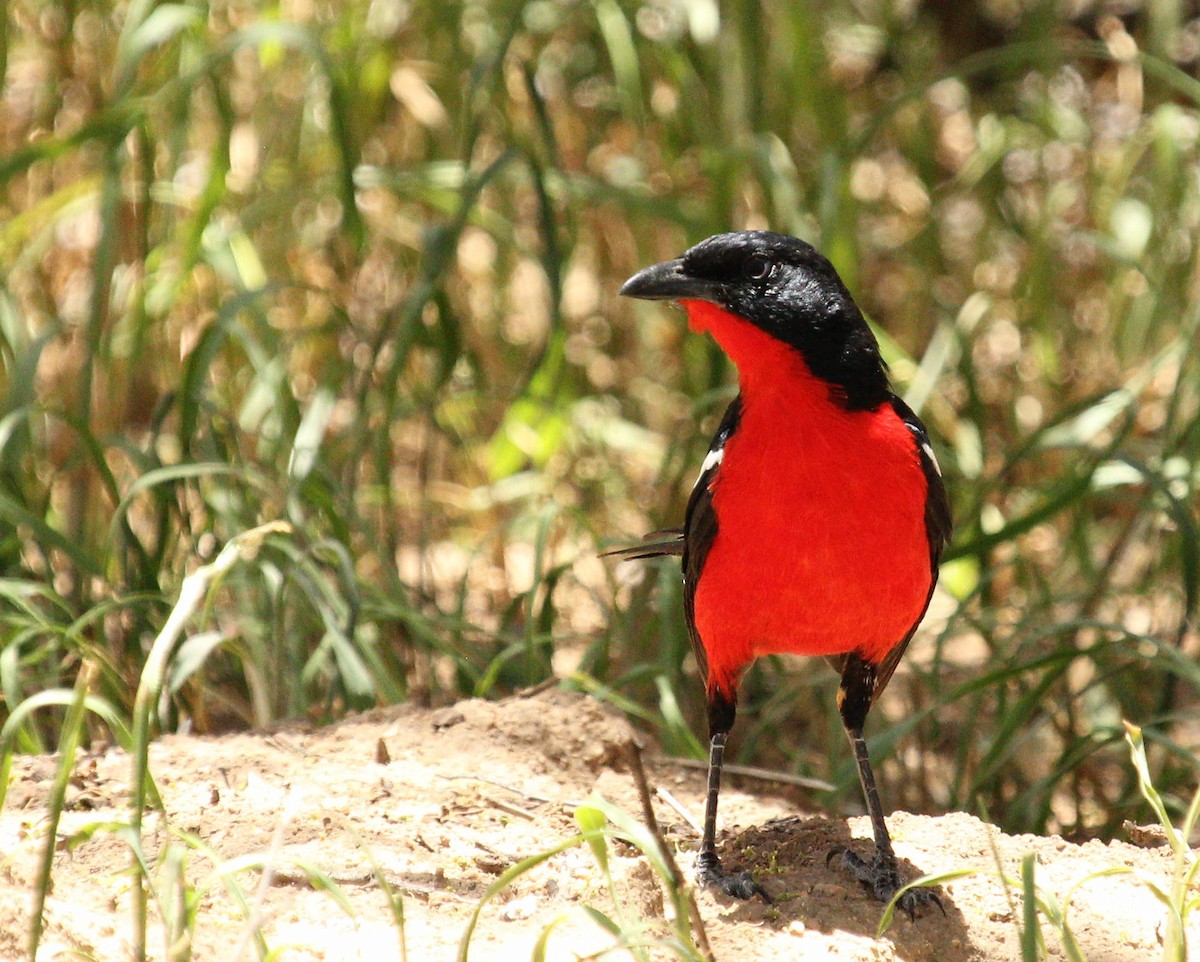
[0,689,1194,961]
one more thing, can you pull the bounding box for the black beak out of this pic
[620,258,716,301]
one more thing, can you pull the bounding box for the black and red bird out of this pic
[613,231,951,912]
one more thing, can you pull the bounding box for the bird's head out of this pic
[621,231,889,410]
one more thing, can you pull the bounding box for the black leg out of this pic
[698,727,726,863]
[695,690,771,902]
[828,656,942,918]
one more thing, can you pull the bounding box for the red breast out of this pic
[683,300,934,697]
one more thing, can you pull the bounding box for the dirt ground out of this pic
[0,688,1194,961]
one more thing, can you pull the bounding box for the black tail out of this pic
[601,529,685,560]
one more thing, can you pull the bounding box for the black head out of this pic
[621,231,889,410]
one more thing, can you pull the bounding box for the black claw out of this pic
[696,852,773,903]
[826,846,941,919]
[897,887,946,921]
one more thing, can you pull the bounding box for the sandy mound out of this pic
[0,689,1193,960]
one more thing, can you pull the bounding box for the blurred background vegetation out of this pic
[0,0,1197,843]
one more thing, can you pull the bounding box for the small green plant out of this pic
[128,521,293,960]
[883,722,1200,960]
[1124,721,1200,962]
[457,792,711,962]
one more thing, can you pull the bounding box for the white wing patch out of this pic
[907,424,945,475]
[906,422,942,477]
[922,439,942,476]
[701,445,724,475]
[693,444,724,490]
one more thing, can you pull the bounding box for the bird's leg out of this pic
[835,724,902,895]
[829,655,941,918]
[695,689,771,902]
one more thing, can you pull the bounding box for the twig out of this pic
[434,774,558,805]
[435,774,555,819]
[627,740,715,962]
[487,797,537,821]
[664,756,835,793]
[517,678,560,698]
[656,787,702,837]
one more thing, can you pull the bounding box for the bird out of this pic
[610,230,951,914]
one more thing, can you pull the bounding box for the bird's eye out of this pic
[743,253,771,281]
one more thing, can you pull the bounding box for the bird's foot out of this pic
[696,850,773,903]
[827,847,943,920]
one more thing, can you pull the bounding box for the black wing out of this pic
[680,396,742,682]
[890,394,952,565]
[863,394,952,702]
[604,396,743,683]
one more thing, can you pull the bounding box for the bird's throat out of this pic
[681,299,832,404]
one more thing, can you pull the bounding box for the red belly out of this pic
[693,385,933,696]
